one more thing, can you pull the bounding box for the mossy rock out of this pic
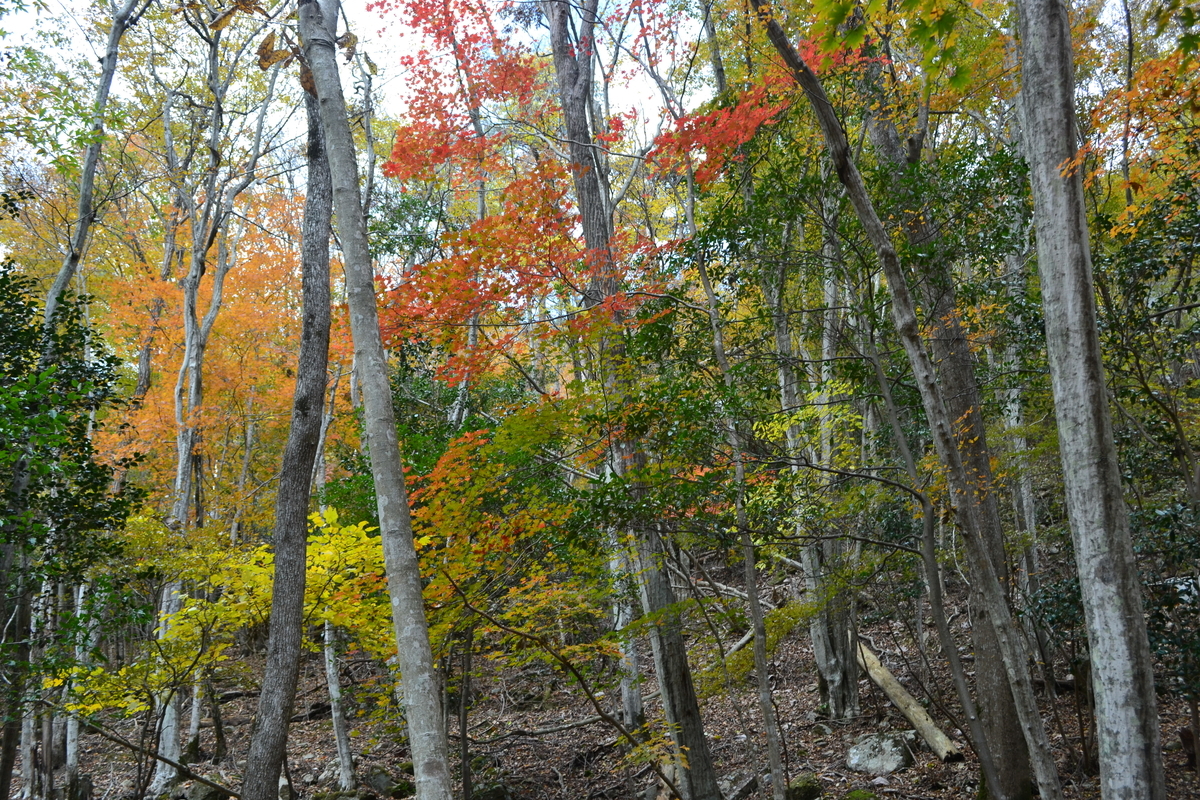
[843,791,876,800]
[397,762,414,776]
[389,780,415,799]
[786,772,822,800]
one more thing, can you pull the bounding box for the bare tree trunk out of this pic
[298,4,454,798]
[695,260,785,800]
[1014,0,1165,795]
[240,90,332,800]
[810,201,860,721]
[748,8,1063,797]
[864,108,1032,799]
[540,2,718,795]
[19,705,35,800]
[867,342,1002,789]
[609,540,645,730]
[148,585,184,796]
[323,622,356,792]
[42,0,149,324]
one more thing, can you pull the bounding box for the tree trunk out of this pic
[240,90,332,800]
[695,260,785,799]
[1014,0,1166,795]
[864,109,1032,799]
[298,4,454,798]
[635,529,720,800]
[42,0,147,325]
[323,622,356,792]
[148,585,184,796]
[749,8,1063,797]
[811,203,860,721]
[540,2,718,795]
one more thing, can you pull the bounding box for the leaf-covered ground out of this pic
[59,569,1200,800]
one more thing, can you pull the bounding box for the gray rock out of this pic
[364,765,415,797]
[784,773,821,800]
[845,732,915,775]
[185,783,231,800]
[726,774,758,800]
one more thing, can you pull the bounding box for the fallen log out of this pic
[856,642,963,762]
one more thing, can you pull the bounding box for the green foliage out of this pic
[0,264,142,580]
[1132,503,1200,704]
[1097,163,1200,498]
[696,601,809,697]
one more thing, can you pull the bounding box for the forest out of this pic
[1,0,1199,797]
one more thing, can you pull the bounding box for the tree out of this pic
[0,264,141,799]
[240,89,332,800]
[298,1,455,797]
[745,5,1066,796]
[1014,0,1167,795]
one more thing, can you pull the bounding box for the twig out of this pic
[45,701,239,798]
[445,573,684,800]
[452,691,663,744]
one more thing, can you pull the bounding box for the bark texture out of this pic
[748,6,1063,797]
[864,110,1031,799]
[298,4,454,797]
[1014,0,1165,796]
[240,92,332,800]
[540,2,719,795]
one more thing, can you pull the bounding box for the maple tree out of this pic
[5,0,1200,798]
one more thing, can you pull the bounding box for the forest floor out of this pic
[60,570,1200,800]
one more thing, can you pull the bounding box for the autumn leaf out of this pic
[337,31,358,62]
[299,60,316,95]
[209,6,238,29]
[256,31,293,69]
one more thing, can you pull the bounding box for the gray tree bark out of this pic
[298,4,454,798]
[148,585,184,796]
[864,107,1032,799]
[748,7,1063,798]
[539,2,719,795]
[42,0,150,325]
[1014,0,1166,796]
[323,622,356,792]
[695,260,786,800]
[240,90,332,800]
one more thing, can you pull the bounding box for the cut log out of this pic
[856,642,963,762]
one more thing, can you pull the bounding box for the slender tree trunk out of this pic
[19,704,35,800]
[749,8,1063,797]
[323,622,356,792]
[608,540,645,730]
[810,200,860,721]
[240,91,332,800]
[540,2,718,795]
[458,626,474,800]
[695,261,785,800]
[867,342,1003,791]
[148,585,184,796]
[864,110,1032,799]
[298,4,454,798]
[42,0,147,324]
[634,529,719,800]
[1014,0,1166,795]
